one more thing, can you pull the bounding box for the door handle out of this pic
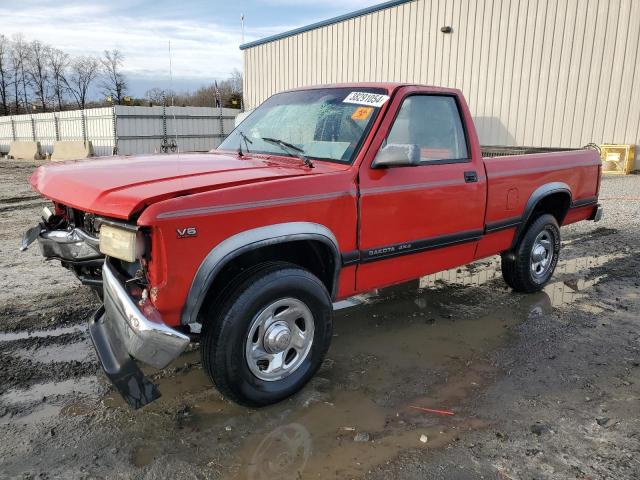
[464,171,478,183]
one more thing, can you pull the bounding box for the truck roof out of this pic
[284,82,461,96]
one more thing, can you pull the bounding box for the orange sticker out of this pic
[351,106,373,121]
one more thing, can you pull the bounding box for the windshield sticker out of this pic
[343,91,390,107]
[351,106,374,121]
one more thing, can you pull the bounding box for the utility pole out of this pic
[241,14,246,112]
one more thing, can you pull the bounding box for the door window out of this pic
[385,95,469,162]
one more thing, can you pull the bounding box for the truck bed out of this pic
[473,149,601,259]
[483,149,601,222]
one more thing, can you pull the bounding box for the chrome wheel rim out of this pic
[245,298,315,382]
[530,229,554,279]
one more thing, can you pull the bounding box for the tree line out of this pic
[144,70,243,110]
[0,34,243,116]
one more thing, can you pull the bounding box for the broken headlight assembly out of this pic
[99,224,145,263]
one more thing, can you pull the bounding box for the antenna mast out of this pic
[169,40,178,152]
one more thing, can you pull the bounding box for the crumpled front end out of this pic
[37,228,102,261]
[21,204,105,290]
[22,202,191,408]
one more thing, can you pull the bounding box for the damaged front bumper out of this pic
[88,258,190,408]
[37,228,102,261]
[21,216,105,289]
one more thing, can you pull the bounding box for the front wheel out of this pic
[201,263,333,407]
[501,213,561,293]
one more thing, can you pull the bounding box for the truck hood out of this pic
[30,152,339,219]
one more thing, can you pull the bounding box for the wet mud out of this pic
[0,161,639,479]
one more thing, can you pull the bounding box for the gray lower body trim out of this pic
[485,217,522,233]
[181,222,341,325]
[341,229,484,265]
[570,196,598,209]
[511,182,572,248]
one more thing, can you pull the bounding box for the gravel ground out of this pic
[0,160,638,479]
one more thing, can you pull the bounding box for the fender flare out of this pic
[511,182,572,249]
[181,222,341,325]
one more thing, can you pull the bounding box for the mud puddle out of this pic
[12,338,94,363]
[224,390,487,480]
[419,252,622,289]
[1,377,99,425]
[0,324,86,342]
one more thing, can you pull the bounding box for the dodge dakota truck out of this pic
[23,84,603,408]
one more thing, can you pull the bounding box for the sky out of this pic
[2,0,383,96]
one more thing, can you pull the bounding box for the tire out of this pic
[200,263,333,407]
[501,213,561,293]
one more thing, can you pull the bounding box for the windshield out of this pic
[218,87,388,164]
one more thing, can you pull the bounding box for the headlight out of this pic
[99,224,139,262]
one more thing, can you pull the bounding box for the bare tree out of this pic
[228,68,243,94]
[12,35,30,112]
[27,40,50,112]
[100,49,127,104]
[48,48,69,111]
[0,35,12,115]
[145,87,172,106]
[144,70,244,110]
[10,49,22,113]
[63,56,100,110]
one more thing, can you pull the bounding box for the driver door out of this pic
[356,88,487,291]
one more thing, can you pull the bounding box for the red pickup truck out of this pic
[24,83,602,408]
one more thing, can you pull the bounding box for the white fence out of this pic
[0,105,240,157]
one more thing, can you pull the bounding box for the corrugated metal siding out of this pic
[0,117,12,150]
[243,0,640,166]
[0,106,239,156]
[115,106,239,155]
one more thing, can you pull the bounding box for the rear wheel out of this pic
[201,263,333,407]
[501,213,560,292]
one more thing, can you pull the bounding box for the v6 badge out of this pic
[177,227,197,238]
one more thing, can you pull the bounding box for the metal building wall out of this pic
[242,0,640,164]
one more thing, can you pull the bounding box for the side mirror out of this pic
[372,143,421,168]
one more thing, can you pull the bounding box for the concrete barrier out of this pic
[7,141,42,160]
[51,141,93,161]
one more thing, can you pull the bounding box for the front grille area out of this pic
[66,208,100,236]
[51,205,146,295]
[83,213,99,236]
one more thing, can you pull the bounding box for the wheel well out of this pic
[511,191,571,250]
[528,192,571,226]
[199,240,337,321]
